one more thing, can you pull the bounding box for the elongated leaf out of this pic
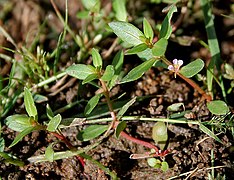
[152,38,168,56]
[82,73,99,85]
[0,26,17,48]
[117,97,136,118]
[47,114,62,132]
[159,5,177,39]
[9,126,37,148]
[112,50,124,75]
[180,59,204,78]
[77,125,108,141]
[126,43,148,55]
[84,94,102,115]
[207,100,229,115]
[101,65,115,81]
[199,123,222,143]
[0,152,24,166]
[113,0,127,21]
[46,104,54,120]
[45,144,54,162]
[5,114,32,132]
[200,0,222,93]
[0,137,5,152]
[109,21,144,46]
[143,18,154,42]
[109,51,124,88]
[81,0,98,9]
[28,150,78,163]
[92,48,103,68]
[120,58,157,83]
[24,87,37,119]
[66,64,95,80]
[115,121,127,139]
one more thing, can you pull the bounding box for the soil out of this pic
[0,0,234,180]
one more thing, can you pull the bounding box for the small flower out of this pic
[168,59,183,78]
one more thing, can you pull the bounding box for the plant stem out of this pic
[99,78,160,152]
[120,131,159,152]
[177,73,212,101]
[50,131,85,167]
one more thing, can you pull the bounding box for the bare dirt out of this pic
[0,0,234,179]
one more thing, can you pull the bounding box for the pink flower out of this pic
[168,59,183,78]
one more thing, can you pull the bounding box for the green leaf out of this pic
[112,50,124,75]
[159,5,177,39]
[0,137,5,152]
[137,47,154,60]
[120,58,157,83]
[47,114,62,132]
[152,122,168,150]
[9,126,37,148]
[24,87,37,119]
[101,65,115,81]
[167,103,184,112]
[207,100,229,115]
[81,0,99,10]
[90,0,100,13]
[143,18,154,42]
[113,0,127,21]
[66,64,95,80]
[199,123,223,143]
[201,0,222,92]
[117,97,136,118]
[152,122,168,141]
[152,38,168,56]
[45,144,54,162]
[46,104,54,120]
[82,73,99,85]
[84,94,102,115]
[77,125,108,141]
[28,150,78,163]
[161,161,169,172]
[126,43,148,55]
[147,158,161,168]
[0,152,24,166]
[224,63,234,80]
[180,59,205,78]
[115,121,127,139]
[91,48,103,68]
[77,11,89,19]
[5,114,32,132]
[33,94,48,103]
[109,21,144,46]
[109,51,124,88]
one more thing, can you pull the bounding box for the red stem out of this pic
[50,132,85,167]
[177,73,212,101]
[120,131,159,152]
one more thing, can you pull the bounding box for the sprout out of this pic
[168,59,183,78]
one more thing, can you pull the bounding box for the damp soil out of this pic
[0,0,234,179]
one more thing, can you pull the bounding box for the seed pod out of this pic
[152,122,168,150]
